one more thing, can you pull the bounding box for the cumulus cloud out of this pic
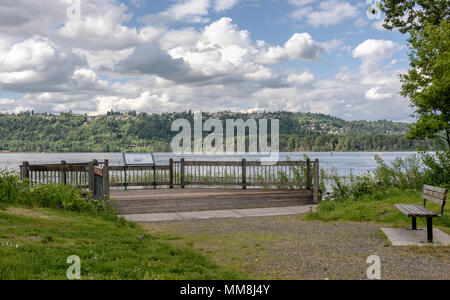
[116,45,191,81]
[291,1,359,27]
[286,71,315,86]
[58,2,161,50]
[0,0,413,121]
[97,91,176,114]
[214,0,240,12]
[365,87,392,100]
[161,0,210,23]
[258,33,325,64]
[0,36,86,92]
[352,39,401,73]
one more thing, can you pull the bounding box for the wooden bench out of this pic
[394,185,447,243]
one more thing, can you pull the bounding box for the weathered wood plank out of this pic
[394,204,436,217]
[93,166,103,176]
[110,188,314,214]
[422,194,445,206]
[110,182,171,187]
[422,189,447,200]
[423,185,447,194]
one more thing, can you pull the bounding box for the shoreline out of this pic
[0,150,421,154]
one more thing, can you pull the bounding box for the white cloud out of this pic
[162,0,210,22]
[286,71,315,85]
[352,39,401,73]
[0,36,85,92]
[259,33,324,64]
[291,1,359,27]
[365,87,392,100]
[214,0,240,12]
[97,91,176,114]
[0,0,413,121]
[58,5,161,50]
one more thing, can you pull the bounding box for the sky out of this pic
[0,0,413,121]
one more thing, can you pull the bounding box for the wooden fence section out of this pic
[180,159,314,190]
[21,158,320,204]
[21,160,101,188]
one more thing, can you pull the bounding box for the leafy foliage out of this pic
[381,0,449,34]
[381,1,450,147]
[0,170,109,215]
[0,111,438,152]
[402,21,450,146]
[324,150,450,201]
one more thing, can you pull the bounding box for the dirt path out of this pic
[144,216,450,280]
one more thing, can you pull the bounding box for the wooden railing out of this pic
[93,161,109,201]
[21,158,320,203]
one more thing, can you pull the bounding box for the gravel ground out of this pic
[144,216,450,280]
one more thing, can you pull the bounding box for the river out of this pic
[0,152,417,176]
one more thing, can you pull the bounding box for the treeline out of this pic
[0,111,438,152]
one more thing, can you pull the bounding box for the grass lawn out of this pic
[305,189,450,234]
[0,206,244,280]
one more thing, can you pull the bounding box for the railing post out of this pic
[180,158,185,189]
[61,160,67,185]
[88,161,94,192]
[22,162,30,184]
[242,159,247,189]
[103,160,110,201]
[169,159,174,189]
[313,159,320,204]
[306,158,311,190]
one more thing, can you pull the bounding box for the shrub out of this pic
[0,170,111,216]
[324,149,449,202]
[0,170,29,205]
[421,150,450,188]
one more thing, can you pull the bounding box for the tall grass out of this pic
[322,150,450,202]
[0,170,112,217]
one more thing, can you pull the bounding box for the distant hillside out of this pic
[0,111,437,152]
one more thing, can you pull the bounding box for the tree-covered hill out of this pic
[0,111,437,152]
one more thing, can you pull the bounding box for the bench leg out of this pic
[411,217,417,230]
[426,217,433,243]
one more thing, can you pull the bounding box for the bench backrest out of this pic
[422,185,447,208]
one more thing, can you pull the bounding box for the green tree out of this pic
[381,0,449,34]
[401,21,450,147]
[382,1,450,147]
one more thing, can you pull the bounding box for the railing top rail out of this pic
[183,160,307,166]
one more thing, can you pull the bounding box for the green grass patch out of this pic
[0,206,244,280]
[306,189,450,233]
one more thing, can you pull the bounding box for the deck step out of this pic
[110,188,313,214]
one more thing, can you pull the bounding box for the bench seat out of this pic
[394,185,447,243]
[394,204,437,217]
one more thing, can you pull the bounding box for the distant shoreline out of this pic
[0,150,421,154]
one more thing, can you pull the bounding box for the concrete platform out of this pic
[120,205,316,223]
[381,228,450,246]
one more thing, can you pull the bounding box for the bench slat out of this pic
[394,204,437,217]
[423,185,447,194]
[422,193,445,206]
[422,188,447,200]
